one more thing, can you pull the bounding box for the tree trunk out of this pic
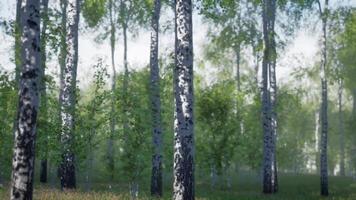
[315,110,320,172]
[15,0,23,88]
[173,0,194,199]
[235,45,244,135]
[0,145,2,186]
[210,165,217,188]
[261,0,277,194]
[11,0,23,158]
[11,0,41,199]
[130,181,139,199]
[150,0,163,197]
[269,23,278,193]
[319,0,329,196]
[59,0,80,190]
[57,0,67,187]
[338,79,345,176]
[121,0,129,142]
[253,49,260,87]
[352,89,356,178]
[49,162,56,188]
[59,0,67,92]
[320,26,329,197]
[40,160,48,184]
[85,135,94,191]
[86,103,96,191]
[123,25,129,139]
[224,165,232,189]
[39,0,49,184]
[236,46,241,92]
[107,0,116,182]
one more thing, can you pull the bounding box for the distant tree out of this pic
[59,0,80,189]
[317,0,329,196]
[82,0,117,180]
[39,0,50,184]
[79,60,108,191]
[118,70,151,199]
[196,81,237,189]
[107,0,116,181]
[261,0,314,193]
[336,9,356,178]
[82,0,151,183]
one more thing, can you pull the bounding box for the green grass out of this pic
[1,173,356,199]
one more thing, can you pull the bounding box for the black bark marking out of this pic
[22,69,38,79]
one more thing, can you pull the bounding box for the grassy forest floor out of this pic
[1,173,356,199]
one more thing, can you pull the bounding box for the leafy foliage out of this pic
[82,0,107,28]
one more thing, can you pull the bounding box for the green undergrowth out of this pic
[1,173,356,199]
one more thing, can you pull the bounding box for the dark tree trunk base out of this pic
[60,159,76,190]
[151,155,163,197]
[40,159,48,183]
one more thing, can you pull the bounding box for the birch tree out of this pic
[108,0,117,181]
[149,0,163,197]
[119,0,130,144]
[336,9,356,180]
[260,0,313,193]
[82,0,117,181]
[317,0,329,196]
[267,0,278,192]
[116,0,150,195]
[173,0,194,199]
[261,0,277,194]
[11,0,41,198]
[59,0,80,190]
[337,77,345,176]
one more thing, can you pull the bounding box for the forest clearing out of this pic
[1,0,356,199]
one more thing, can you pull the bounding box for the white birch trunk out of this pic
[107,0,116,182]
[11,0,41,199]
[338,79,345,176]
[173,0,194,199]
[59,0,80,189]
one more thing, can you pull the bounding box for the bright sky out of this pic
[0,0,353,89]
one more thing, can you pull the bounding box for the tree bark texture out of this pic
[150,0,163,197]
[11,0,41,199]
[173,0,195,199]
[59,0,80,190]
